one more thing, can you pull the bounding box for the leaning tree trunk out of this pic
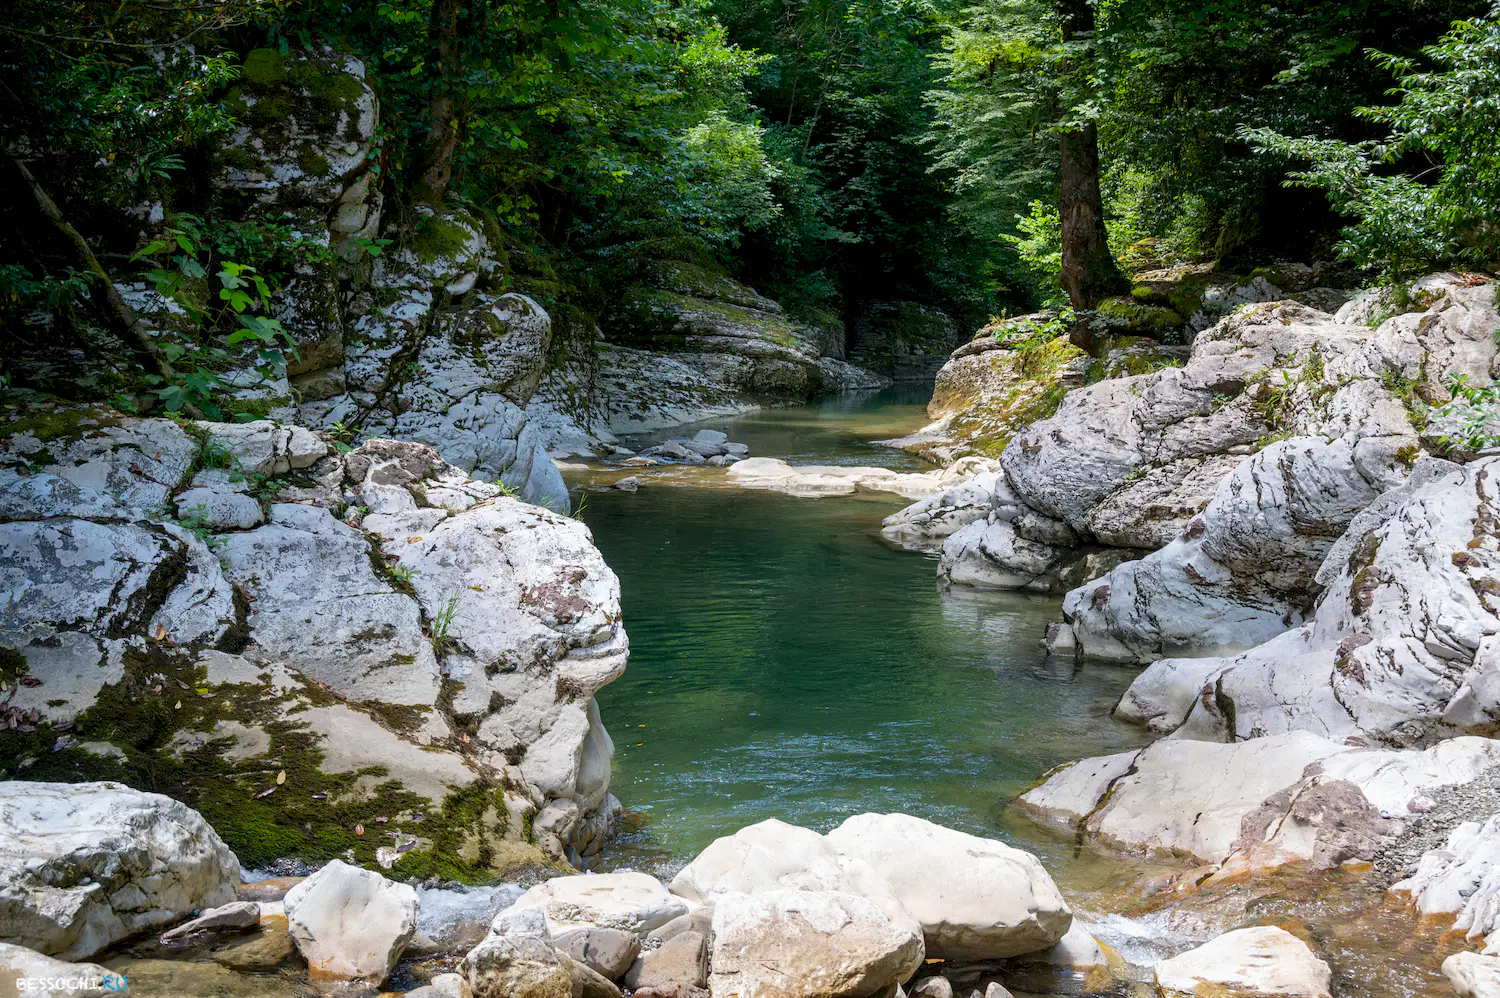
[10,153,174,382]
[414,0,464,206]
[1056,0,1126,327]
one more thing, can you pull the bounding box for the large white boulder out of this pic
[0,414,626,864]
[217,503,442,706]
[511,872,687,940]
[669,818,911,932]
[825,813,1070,959]
[1154,926,1331,998]
[283,860,418,984]
[0,942,121,997]
[0,782,239,960]
[709,890,924,998]
[1022,735,1500,877]
[1130,456,1500,745]
[1445,951,1500,998]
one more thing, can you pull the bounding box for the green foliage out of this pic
[1438,374,1500,452]
[1245,7,1500,277]
[998,201,1064,306]
[129,218,299,419]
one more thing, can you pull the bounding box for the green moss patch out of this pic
[0,644,535,883]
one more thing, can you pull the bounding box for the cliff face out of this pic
[0,411,626,872]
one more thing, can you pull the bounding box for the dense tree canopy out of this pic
[3,0,1499,391]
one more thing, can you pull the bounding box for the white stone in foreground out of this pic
[0,942,119,997]
[826,812,1070,959]
[709,889,924,998]
[0,781,239,960]
[284,860,418,983]
[669,818,917,935]
[1155,926,1331,997]
[511,872,687,940]
[1445,951,1500,998]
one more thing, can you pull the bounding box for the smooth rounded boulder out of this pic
[0,942,120,997]
[0,781,239,960]
[709,889,924,998]
[283,860,418,984]
[511,872,688,941]
[668,818,915,933]
[825,812,1070,959]
[1155,926,1331,998]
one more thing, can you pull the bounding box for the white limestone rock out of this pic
[880,471,999,552]
[1148,457,1500,745]
[826,813,1071,960]
[195,420,327,476]
[709,889,925,998]
[1064,433,1410,663]
[173,485,265,531]
[0,410,197,513]
[1445,951,1500,998]
[1155,926,1331,998]
[464,904,574,998]
[669,818,914,933]
[726,457,995,501]
[0,942,119,997]
[1392,813,1500,945]
[1021,735,1500,877]
[0,781,239,960]
[368,495,626,820]
[511,872,687,941]
[283,860,418,984]
[217,503,441,706]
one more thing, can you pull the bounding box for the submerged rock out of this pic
[0,781,239,960]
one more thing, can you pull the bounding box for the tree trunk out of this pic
[414,0,463,206]
[1056,0,1126,318]
[10,153,174,381]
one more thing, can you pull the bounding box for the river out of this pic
[569,388,1463,997]
[571,392,1146,865]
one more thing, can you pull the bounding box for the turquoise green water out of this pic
[579,392,1147,868]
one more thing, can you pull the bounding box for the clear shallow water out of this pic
[580,392,1147,864]
[572,395,1462,998]
[617,386,937,471]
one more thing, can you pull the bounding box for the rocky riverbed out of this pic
[6,271,1500,998]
